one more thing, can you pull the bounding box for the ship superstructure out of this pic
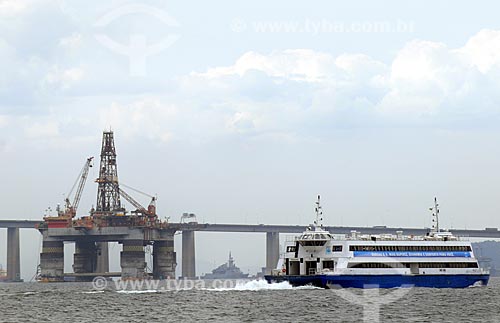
[202,252,249,279]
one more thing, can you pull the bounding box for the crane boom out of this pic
[118,187,147,213]
[118,187,156,216]
[63,157,94,218]
[73,157,94,210]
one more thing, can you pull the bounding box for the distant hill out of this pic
[472,241,500,276]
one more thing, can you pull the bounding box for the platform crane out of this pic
[60,157,94,218]
[118,183,157,217]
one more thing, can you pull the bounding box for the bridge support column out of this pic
[96,242,109,273]
[40,240,64,281]
[182,230,196,278]
[153,233,176,279]
[73,241,97,281]
[7,227,21,282]
[266,232,279,274]
[120,240,146,279]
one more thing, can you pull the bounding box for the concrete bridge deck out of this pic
[1,220,499,281]
[1,220,499,237]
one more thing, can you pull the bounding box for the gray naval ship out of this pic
[201,252,250,279]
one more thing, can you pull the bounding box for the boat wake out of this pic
[208,279,321,291]
[468,281,486,288]
[116,289,161,294]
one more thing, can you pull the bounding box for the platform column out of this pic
[153,235,176,279]
[7,227,21,282]
[73,241,97,280]
[96,242,109,273]
[40,240,64,281]
[266,232,280,274]
[120,240,146,279]
[181,230,196,278]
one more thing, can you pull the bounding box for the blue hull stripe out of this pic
[264,274,489,289]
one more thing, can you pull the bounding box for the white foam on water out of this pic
[207,279,321,291]
[22,292,37,295]
[116,289,159,294]
[468,281,486,288]
[81,291,105,294]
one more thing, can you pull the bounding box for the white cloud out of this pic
[99,98,176,143]
[226,111,257,134]
[0,0,33,16]
[459,29,500,73]
[58,33,83,50]
[0,115,8,127]
[3,28,500,149]
[44,66,85,90]
[24,120,59,138]
[186,29,500,129]
[197,49,336,82]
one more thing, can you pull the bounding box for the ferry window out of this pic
[286,246,296,253]
[348,262,408,269]
[300,241,327,247]
[331,245,343,252]
[415,262,478,268]
[323,261,334,269]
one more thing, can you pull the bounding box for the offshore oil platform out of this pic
[37,131,178,281]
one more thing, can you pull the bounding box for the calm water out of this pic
[1,278,499,322]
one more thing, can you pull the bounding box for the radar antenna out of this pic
[314,195,324,229]
[429,197,440,233]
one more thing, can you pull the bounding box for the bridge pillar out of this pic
[40,240,64,281]
[6,227,21,282]
[182,230,196,278]
[120,240,146,279]
[73,241,97,281]
[96,242,109,273]
[266,232,280,274]
[153,232,176,279]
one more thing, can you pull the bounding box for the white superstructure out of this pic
[273,196,486,278]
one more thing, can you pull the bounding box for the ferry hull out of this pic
[265,274,489,289]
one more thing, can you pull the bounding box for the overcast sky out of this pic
[1,0,500,279]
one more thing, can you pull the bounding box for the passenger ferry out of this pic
[265,196,489,288]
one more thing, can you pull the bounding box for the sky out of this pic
[1,0,500,279]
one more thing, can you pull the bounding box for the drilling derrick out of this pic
[95,131,123,215]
